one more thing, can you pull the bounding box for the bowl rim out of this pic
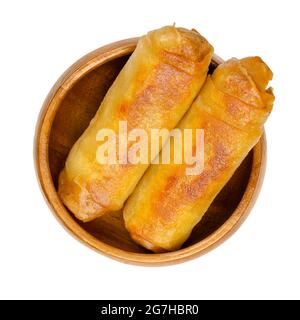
[34,38,266,266]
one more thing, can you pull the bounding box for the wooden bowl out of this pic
[34,38,266,266]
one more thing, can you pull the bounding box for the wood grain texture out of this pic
[34,38,266,266]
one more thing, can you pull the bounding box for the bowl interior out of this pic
[48,53,253,254]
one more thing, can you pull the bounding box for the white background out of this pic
[0,0,299,300]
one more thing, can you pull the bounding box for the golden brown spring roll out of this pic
[58,26,213,221]
[124,56,274,252]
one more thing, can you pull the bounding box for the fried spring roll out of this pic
[58,26,213,221]
[124,57,275,252]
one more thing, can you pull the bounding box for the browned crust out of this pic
[130,232,167,253]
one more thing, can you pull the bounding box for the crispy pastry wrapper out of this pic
[124,56,274,252]
[58,26,213,221]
